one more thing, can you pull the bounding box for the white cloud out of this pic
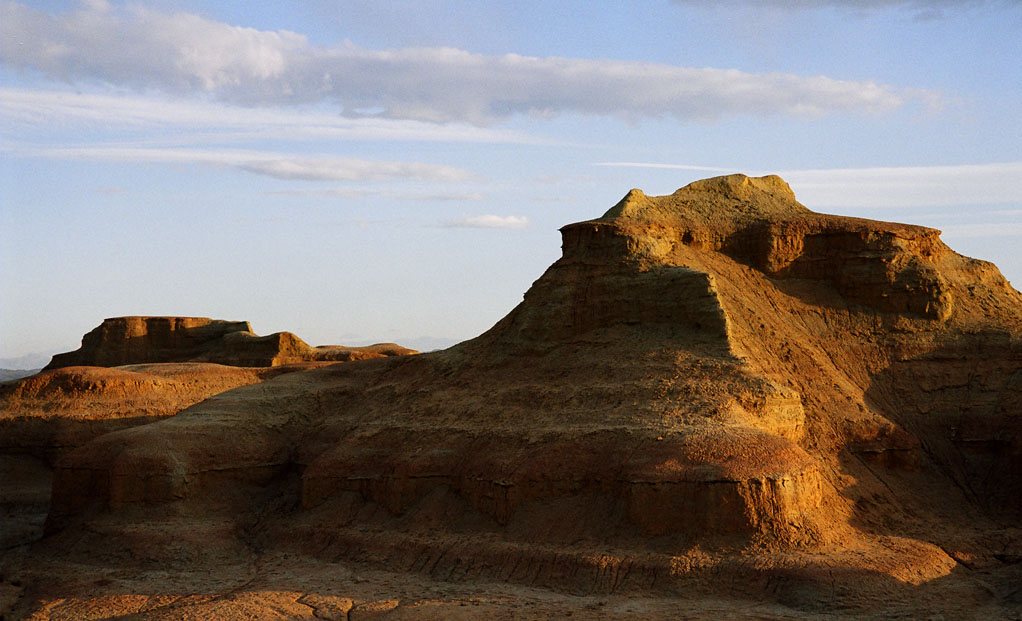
[0,1,916,124]
[0,1,306,91]
[672,0,995,10]
[11,145,474,182]
[239,158,472,182]
[0,88,536,145]
[443,215,529,229]
[267,188,486,201]
[591,161,1022,208]
[672,0,1008,22]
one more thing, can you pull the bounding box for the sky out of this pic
[1,0,1020,366]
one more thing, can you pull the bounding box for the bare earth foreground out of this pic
[3,175,1020,619]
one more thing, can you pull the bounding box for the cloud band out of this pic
[1,1,913,124]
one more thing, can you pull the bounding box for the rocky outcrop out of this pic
[580,176,961,320]
[44,317,249,369]
[0,362,322,551]
[1,363,304,462]
[28,175,1022,616]
[44,316,417,369]
[4,321,416,554]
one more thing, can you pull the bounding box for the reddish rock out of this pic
[44,316,418,369]
[12,175,1022,618]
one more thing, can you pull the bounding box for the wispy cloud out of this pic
[671,0,999,13]
[0,1,919,124]
[443,215,529,229]
[267,188,486,201]
[12,145,474,182]
[591,161,1022,208]
[238,158,472,182]
[673,0,993,6]
[0,88,536,145]
[670,1,1011,24]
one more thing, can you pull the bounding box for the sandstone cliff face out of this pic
[44,316,417,369]
[30,175,1022,616]
[581,176,962,321]
[5,323,416,559]
[44,317,250,369]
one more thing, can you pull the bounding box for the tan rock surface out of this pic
[0,362,319,554]
[0,362,321,462]
[43,316,417,369]
[5,175,1022,619]
[2,331,417,581]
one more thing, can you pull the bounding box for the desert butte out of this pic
[1,174,1020,619]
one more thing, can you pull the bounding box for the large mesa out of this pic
[15,175,1022,617]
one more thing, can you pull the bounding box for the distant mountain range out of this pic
[0,352,52,382]
[0,368,41,382]
[0,352,55,370]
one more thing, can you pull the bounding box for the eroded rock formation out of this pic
[44,316,417,370]
[9,175,1022,618]
[0,362,310,551]
[2,363,303,463]
[3,323,418,565]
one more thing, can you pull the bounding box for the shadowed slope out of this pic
[22,175,1022,617]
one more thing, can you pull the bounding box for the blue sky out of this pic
[2,0,1020,364]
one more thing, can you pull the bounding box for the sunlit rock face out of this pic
[44,316,417,369]
[35,175,1022,614]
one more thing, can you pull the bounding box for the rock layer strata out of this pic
[44,316,416,369]
[3,324,417,558]
[22,175,1022,615]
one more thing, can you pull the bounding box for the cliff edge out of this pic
[19,175,1022,617]
[44,316,417,369]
